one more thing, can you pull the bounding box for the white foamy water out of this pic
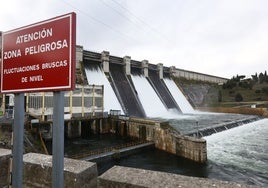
[131,75,170,117]
[85,66,123,114]
[164,78,195,114]
[205,118,268,186]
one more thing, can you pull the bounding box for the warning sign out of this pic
[1,12,76,93]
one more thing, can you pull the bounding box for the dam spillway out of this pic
[108,63,146,117]
[148,67,181,112]
[82,51,185,118]
[131,74,169,117]
[84,60,123,114]
[163,78,195,114]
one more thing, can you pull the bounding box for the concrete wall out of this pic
[153,125,207,162]
[101,51,110,73]
[98,166,256,188]
[111,117,207,163]
[123,56,131,75]
[0,149,11,187]
[83,50,228,84]
[66,120,81,138]
[0,151,99,187]
[171,66,228,84]
[23,153,98,188]
[66,117,115,138]
[76,45,83,69]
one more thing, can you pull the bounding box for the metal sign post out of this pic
[12,93,25,188]
[52,91,64,188]
[1,13,76,187]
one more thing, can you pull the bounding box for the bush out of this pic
[218,90,222,102]
[238,81,253,89]
[223,80,236,89]
[235,93,243,102]
[229,90,235,94]
[261,87,268,94]
[255,97,262,101]
[255,89,261,94]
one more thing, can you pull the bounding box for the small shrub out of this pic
[255,89,261,94]
[229,90,235,96]
[235,93,243,102]
[262,87,268,94]
[218,90,222,102]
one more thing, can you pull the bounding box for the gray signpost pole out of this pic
[12,93,25,188]
[52,91,65,188]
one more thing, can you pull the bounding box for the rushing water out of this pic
[165,113,258,134]
[84,65,195,117]
[163,78,195,114]
[204,118,268,186]
[84,66,123,113]
[131,75,169,117]
[114,118,267,187]
[63,115,267,187]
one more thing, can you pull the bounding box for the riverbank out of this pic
[196,107,268,117]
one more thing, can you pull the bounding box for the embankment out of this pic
[197,107,268,117]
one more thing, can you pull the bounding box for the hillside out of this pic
[174,73,268,108]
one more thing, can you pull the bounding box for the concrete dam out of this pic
[82,50,191,118]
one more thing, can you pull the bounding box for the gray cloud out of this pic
[1,0,267,78]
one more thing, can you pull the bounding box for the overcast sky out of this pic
[1,0,267,78]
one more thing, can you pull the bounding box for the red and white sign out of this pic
[1,12,76,93]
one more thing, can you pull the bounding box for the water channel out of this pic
[56,115,268,187]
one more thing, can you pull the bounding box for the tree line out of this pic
[220,71,268,102]
[222,71,268,90]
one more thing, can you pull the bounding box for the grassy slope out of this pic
[174,77,268,108]
[218,83,268,108]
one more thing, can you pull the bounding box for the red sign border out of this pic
[1,12,76,93]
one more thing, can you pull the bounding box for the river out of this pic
[98,117,268,187]
[63,116,268,187]
[204,118,268,186]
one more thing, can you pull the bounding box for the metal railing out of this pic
[26,84,104,121]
